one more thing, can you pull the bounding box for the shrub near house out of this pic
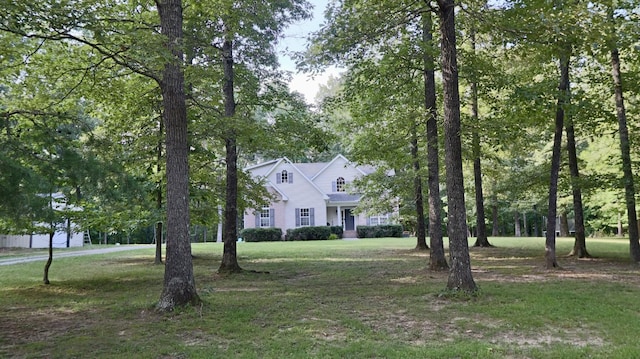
[356,224,403,238]
[240,228,283,242]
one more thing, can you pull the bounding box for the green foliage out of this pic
[285,226,331,241]
[240,227,283,242]
[329,225,344,238]
[356,224,403,238]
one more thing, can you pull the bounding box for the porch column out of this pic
[337,205,343,229]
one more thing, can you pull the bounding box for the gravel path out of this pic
[0,245,154,266]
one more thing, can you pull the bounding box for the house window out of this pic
[276,170,293,184]
[295,207,315,227]
[369,214,389,226]
[256,207,274,228]
[260,207,271,228]
[300,208,310,226]
[336,177,346,192]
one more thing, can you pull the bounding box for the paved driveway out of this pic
[0,245,155,266]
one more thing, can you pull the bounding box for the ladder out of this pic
[83,230,92,245]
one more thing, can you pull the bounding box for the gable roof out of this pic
[255,157,329,200]
[245,154,375,200]
[310,154,368,181]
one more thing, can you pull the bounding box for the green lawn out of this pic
[1,236,639,358]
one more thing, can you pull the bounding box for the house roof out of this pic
[295,162,328,178]
[259,157,330,200]
[327,193,362,203]
[265,183,288,201]
[311,154,368,180]
[245,154,372,201]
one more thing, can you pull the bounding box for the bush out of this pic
[356,224,403,238]
[240,228,283,242]
[329,226,343,238]
[286,226,332,241]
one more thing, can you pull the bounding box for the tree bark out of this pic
[532,206,539,237]
[422,12,447,270]
[218,38,242,273]
[43,231,53,284]
[491,201,499,236]
[469,31,491,248]
[559,211,569,237]
[565,113,589,257]
[618,212,623,237]
[611,48,640,261]
[155,119,164,265]
[412,131,428,251]
[156,0,200,311]
[155,221,163,265]
[545,49,570,269]
[438,0,476,292]
[514,211,521,237]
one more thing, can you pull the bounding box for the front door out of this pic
[344,209,355,230]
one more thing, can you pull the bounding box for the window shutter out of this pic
[289,172,293,183]
[255,213,260,227]
[366,217,371,226]
[276,173,281,184]
[332,181,337,192]
[310,208,315,226]
[270,209,275,227]
[295,208,300,227]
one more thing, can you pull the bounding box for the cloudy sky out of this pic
[277,0,342,104]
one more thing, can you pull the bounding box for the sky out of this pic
[277,0,342,104]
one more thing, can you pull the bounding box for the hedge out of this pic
[329,226,343,239]
[286,226,332,241]
[356,224,403,238]
[240,227,283,242]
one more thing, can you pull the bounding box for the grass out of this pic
[1,236,640,358]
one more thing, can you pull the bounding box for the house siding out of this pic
[313,157,364,194]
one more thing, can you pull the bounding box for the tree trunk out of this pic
[522,212,528,237]
[438,0,476,292]
[43,231,53,284]
[514,211,521,237]
[558,212,569,237]
[618,212,623,237]
[422,12,447,270]
[155,119,164,265]
[545,49,570,269]
[611,48,640,261]
[469,31,491,248]
[412,131,428,251]
[218,38,242,273]
[155,221,163,265]
[565,113,589,257]
[492,201,499,236]
[156,0,200,311]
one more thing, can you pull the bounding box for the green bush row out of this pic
[356,225,403,238]
[286,226,332,241]
[240,228,283,242]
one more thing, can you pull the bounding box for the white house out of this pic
[0,193,84,248]
[243,154,391,238]
[0,226,84,249]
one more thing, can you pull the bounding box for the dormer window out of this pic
[276,170,293,184]
[336,177,346,192]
